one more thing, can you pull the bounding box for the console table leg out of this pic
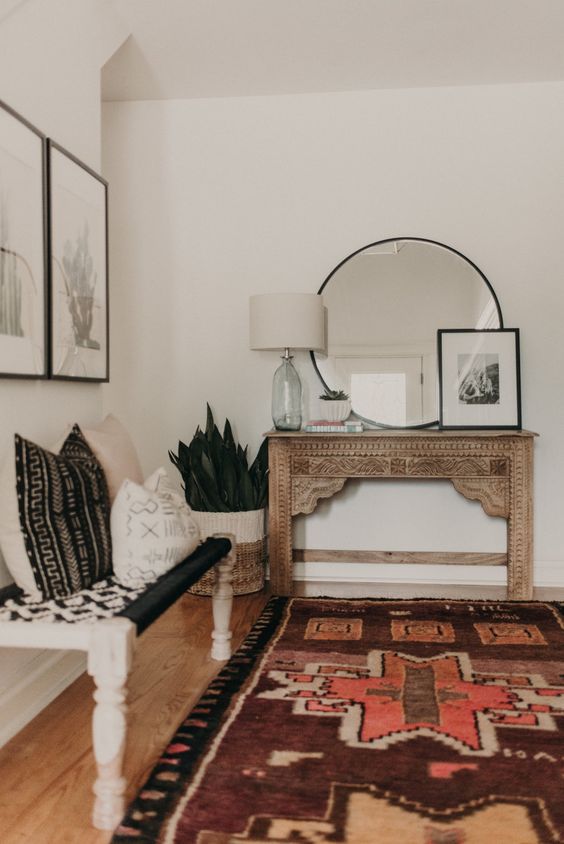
[507,439,534,600]
[268,439,293,595]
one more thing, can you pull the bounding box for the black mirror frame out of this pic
[310,236,504,429]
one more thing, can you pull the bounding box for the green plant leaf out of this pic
[178,439,191,467]
[186,475,203,510]
[169,405,269,512]
[238,468,256,510]
[210,424,224,467]
[222,448,239,509]
[250,439,268,476]
[169,444,191,483]
[192,429,207,448]
[319,387,349,400]
[256,473,269,509]
[237,443,248,470]
[223,418,236,451]
[192,457,229,511]
[189,434,206,470]
[200,450,218,486]
[190,447,227,511]
[195,478,228,512]
[205,403,215,441]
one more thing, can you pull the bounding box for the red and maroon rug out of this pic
[113,598,564,843]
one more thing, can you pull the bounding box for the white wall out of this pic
[103,82,564,590]
[0,0,128,745]
[326,242,482,347]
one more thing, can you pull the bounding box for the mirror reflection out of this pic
[312,238,502,428]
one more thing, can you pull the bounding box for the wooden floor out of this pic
[0,590,269,844]
[1,582,564,843]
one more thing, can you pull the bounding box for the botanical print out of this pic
[457,353,499,405]
[61,221,100,351]
[0,194,24,337]
[0,108,45,376]
[50,144,107,380]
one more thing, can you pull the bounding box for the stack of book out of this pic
[304,419,364,433]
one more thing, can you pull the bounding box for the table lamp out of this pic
[250,293,325,430]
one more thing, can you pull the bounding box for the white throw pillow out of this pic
[50,415,143,502]
[0,445,40,597]
[111,468,200,589]
[82,415,144,503]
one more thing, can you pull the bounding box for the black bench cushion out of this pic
[0,537,231,632]
[120,536,231,634]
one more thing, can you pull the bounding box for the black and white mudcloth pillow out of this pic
[15,425,112,600]
[111,467,200,589]
[0,578,146,624]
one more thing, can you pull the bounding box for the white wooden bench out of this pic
[0,534,235,830]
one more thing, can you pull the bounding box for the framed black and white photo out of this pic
[48,140,108,381]
[438,329,521,429]
[0,99,47,377]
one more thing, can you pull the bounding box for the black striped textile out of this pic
[15,425,112,599]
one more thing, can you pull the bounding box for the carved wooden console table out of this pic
[266,429,536,600]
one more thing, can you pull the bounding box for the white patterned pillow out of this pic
[111,467,200,589]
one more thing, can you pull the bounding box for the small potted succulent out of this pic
[318,387,352,422]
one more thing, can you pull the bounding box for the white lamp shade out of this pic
[249,293,325,351]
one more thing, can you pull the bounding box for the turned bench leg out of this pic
[211,533,235,660]
[87,617,136,830]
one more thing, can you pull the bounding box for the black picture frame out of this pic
[0,98,48,378]
[47,140,109,382]
[438,328,521,430]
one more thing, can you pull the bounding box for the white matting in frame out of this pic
[49,141,108,381]
[0,100,46,377]
[438,329,521,429]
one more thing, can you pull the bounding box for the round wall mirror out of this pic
[311,237,503,428]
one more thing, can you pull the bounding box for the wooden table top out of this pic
[265,428,538,439]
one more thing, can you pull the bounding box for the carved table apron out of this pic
[265,430,536,600]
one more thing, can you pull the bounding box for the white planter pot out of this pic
[192,508,265,543]
[190,508,266,595]
[319,399,351,422]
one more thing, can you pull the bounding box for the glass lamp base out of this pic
[272,355,302,431]
[273,416,302,431]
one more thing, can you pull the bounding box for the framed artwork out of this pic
[48,140,108,381]
[0,99,47,377]
[438,328,521,429]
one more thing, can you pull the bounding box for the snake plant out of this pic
[169,405,268,512]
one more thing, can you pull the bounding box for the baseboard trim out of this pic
[0,650,86,748]
[287,559,564,588]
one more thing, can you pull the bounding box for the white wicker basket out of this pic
[190,509,266,595]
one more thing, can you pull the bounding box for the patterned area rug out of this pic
[112,598,564,843]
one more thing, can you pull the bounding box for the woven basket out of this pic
[189,509,266,596]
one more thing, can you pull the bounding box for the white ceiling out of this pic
[102,0,564,101]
